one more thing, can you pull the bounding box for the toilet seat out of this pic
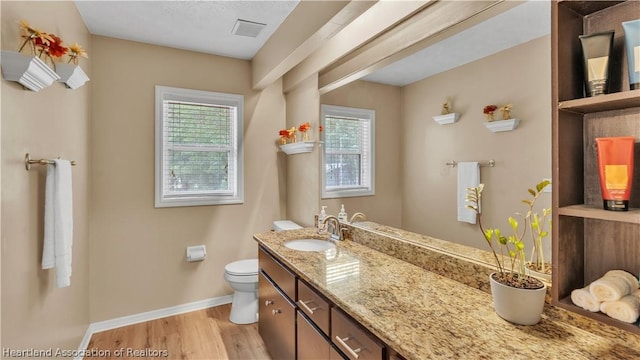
[225,259,258,276]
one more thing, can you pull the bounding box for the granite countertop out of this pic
[254,226,640,360]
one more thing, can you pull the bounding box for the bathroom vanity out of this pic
[254,224,640,360]
[258,245,392,360]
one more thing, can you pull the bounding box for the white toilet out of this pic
[224,259,259,324]
[224,220,302,324]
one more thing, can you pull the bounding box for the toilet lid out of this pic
[225,259,258,276]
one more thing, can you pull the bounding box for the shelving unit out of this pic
[552,0,640,334]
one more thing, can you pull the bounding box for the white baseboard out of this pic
[75,295,233,359]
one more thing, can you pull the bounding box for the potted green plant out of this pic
[465,180,551,325]
[522,181,552,279]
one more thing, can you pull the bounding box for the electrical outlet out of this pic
[543,178,552,193]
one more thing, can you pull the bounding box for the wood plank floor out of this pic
[87,304,271,360]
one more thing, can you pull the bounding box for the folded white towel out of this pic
[590,276,630,302]
[41,160,73,288]
[571,286,601,312]
[457,162,479,224]
[600,295,640,323]
[605,270,639,292]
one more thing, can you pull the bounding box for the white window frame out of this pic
[320,104,375,199]
[155,85,244,207]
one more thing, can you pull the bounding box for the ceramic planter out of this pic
[489,272,546,325]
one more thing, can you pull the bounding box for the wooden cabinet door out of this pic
[297,310,330,360]
[258,271,295,360]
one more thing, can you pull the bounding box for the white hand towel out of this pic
[42,164,56,269]
[571,286,601,312]
[457,162,479,224]
[605,270,640,292]
[600,295,640,323]
[41,160,73,288]
[589,276,630,302]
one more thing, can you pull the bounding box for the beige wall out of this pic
[320,80,403,227]
[285,75,320,227]
[1,1,91,350]
[401,36,552,254]
[89,36,286,322]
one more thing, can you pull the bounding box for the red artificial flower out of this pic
[279,129,289,137]
[483,105,497,114]
[35,33,67,58]
[298,122,310,132]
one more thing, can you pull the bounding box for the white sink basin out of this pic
[284,239,336,252]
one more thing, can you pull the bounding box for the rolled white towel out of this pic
[605,270,640,292]
[633,289,640,300]
[600,295,640,323]
[589,276,630,302]
[571,286,601,312]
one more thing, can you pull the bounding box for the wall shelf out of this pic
[483,118,519,132]
[56,63,89,89]
[1,50,60,91]
[432,112,460,125]
[280,141,315,155]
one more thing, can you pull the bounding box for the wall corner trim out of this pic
[75,295,233,359]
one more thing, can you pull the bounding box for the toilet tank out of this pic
[273,220,302,231]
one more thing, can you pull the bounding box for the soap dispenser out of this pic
[318,206,328,234]
[338,204,348,222]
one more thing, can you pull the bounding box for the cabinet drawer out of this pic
[259,247,296,301]
[297,279,330,335]
[297,310,331,360]
[331,308,384,360]
[259,272,295,360]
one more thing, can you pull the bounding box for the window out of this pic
[321,105,375,198]
[155,86,243,207]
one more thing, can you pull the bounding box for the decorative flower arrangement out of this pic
[441,98,451,115]
[298,122,311,141]
[67,43,89,65]
[499,104,513,120]
[483,104,498,121]
[278,129,289,145]
[287,126,297,142]
[18,20,87,69]
[277,127,298,145]
[278,123,316,145]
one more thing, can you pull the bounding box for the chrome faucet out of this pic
[323,215,346,241]
[349,212,366,223]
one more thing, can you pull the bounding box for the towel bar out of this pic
[25,153,77,171]
[446,160,495,168]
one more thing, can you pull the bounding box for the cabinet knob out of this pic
[335,336,362,359]
[265,300,274,306]
[272,309,282,316]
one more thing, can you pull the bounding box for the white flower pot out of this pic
[489,272,547,325]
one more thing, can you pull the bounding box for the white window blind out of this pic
[321,105,375,198]
[155,86,243,207]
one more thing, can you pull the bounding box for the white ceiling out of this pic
[361,0,550,86]
[74,0,550,87]
[74,0,299,60]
